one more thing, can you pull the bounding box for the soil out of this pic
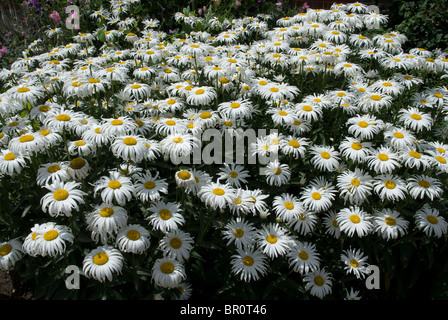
[0,269,34,300]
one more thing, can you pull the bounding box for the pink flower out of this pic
[0,46,7,59]
[236,1,242,6]
[49,10,61,24]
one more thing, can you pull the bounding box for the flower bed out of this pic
[0,1,447,300]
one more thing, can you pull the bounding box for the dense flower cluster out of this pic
[0,0,447,300]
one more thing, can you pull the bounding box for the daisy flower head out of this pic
[264,160,291,186]
[198,182,236,210]
[116,224,151,254]
[93,171,134,205]
[0,238,23,271]
[384,127,416,150]
[33,222,74,257]
[256,223,293,259]
[366,146,401,174]
[414,208,448,238]
[86,203,128,244]
[83,245,124,283]
[309,145,341,172]
[230,246,268,282]
[340,247,369,279]
[280,135,309,159]
[347,115,384,140]
[373,208,409,240]
[152,257,186,288]
[8,132,48,156]
[323,210,341,239]
[101,116,138,138]
[36,161,70,186]
[273,193,303,223]
[336,168,373,205]
[398,107,433,132]
[217,163,250,188]
[173,282,193,300]
[159,229,194,262]
[300,185,335,213]
[336,206,373,237]
[303,267,333,299]
[0,149,28,176]
[111,135,148,163]
[407,174,443,201]
[373,174,408,202]
[186,86,217,106]
[398,147,431,170]
[66,157,91,180]
[147,200,185,233]
[287,241,321,275]
[222,217,257,249]
[41,180,86,218]
[133,170,168,202]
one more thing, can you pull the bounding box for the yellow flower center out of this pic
[409,151,421,159]
[0,244,12,256]
[75,140,85,146]
[351,143,362,150]
[53,189,69,201]
[350,259,359,268]
[437,148,445,153]
[298,250,309,260]
[270,87,279,92]
[44,230,59,241]
[370,95,382,101]
[56,114,71,121]
[351,178,360,187]
[273,167,282,175]
[230,102,240,109]
[144,181,156,189]
[384,180,396,189]
[314,275,324,286]
[436,156,446,164]
[126,230,140,241]
[131,84,142,89]
[385,217,396,226]
[17,87,30,93]
[418,180,431,188]
[69,157,86,169]
[243,256,254,266]
[350,215,360,224]
[111,119,123,126]
[177,170,191,180]
[19,134,35,143]
[200,112,212,119]
[99,207,114,217]
[382,82,392,87]
[358,121,368,128]
[378,153,389,161]
[289,140,300,148]
[108,180,122,189]
[312,192,322,200]
[427,215,438,224]
[229,171,238,178]
[89,78,100,84]
[302,105,313,112]
[410,114,422,120]
[4,153,16,161]
[169,237,182,249]
[160,262,175,274]
[321,151,330,159]
[93,252,109,265]
[266,235,277,244]
[213,188,225,196]
[39,105,50,112]
[159,209,172,220]
[278,110,288,116]
[234,228,244,238]
[123,137,137,145]
[195,89,205,95]
[47,164,61,173]
[393,132,404,139]
[284,201,294,210]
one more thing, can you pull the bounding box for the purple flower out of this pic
[236,1,242,6]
